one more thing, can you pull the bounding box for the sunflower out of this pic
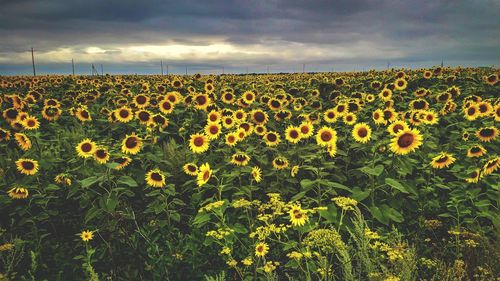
[352,123,372,143]
[316,126,337,147]
[464,104,479,121]
[135,110,153,125]
[291,165,299,177]
[145,169,166,188]
[93,147,110,164]
[15,158,39,175]
[76,139,97,158]
[80,230,94,242]
[321,109,336,123]
[207,110,221,123]
[41,106,62,121]
[263,131,281,147]
[467,145,487,158]
[22,116,40,130]
[379,88,392,101]
[197,163,212,187]
[476,101,492,117]
[222,116,235,128]
[242,91,256,104]
[252,166,262,182]
[476,127,498,142]
[171,79,183,89]
[343,113,357,125]
[285,126,301,144]
[183,163,198,176]
[55,174,72,186]
[114,106,134,123]
[159,99,174,115]
[113,156,132,170]
[231,153,250,166]
[390,128,423,155]
[410,99,429,111]
[272,157,289,170]
[221,92,235,104]
[121,133,143,154]
[165,91,182,104]
[14,133,31,151]
[3,107,20,122]
[75,108,92,122]
[250,109,269,125]
[133,94,150,108]
[422,110,439,125]
[225,132,238,147]
[193,93,211,110]
[482,157,499,176]
[152,114,169,129]
[465,169,481,183]
[394,78,408,91]
[268,98,282,111]
[334,103,347,116]
[423,70,432,79]
[255,242,269,258]
[485,73,498,86]
[430,152,456,169]
[189,134,210,153]
[289,205,308,227]
[299,122,314,138]
[8,187,29,199]
[204,122,222,139]
[387,121,409,136]
[372,109,386,125]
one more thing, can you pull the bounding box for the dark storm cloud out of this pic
[0,0,499,74]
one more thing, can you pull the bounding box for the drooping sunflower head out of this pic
[113,156,132,170]
[430,152,456,169]
[476,126,498,142]
[8,187,29,199]
[183,163,198,176]
[465,169,481,183]
[145,169,166,188]
[482,157,500,176]
[75,108,91,122]
[231,153,251,166]
[15,158,39,175]
[76,139,97,158]
[14,133,31,151]
[390,128,423,155]
[196,163,212,187]
[467,145,487,158]
[272,157,289,170]
[121,133,142,155]
[42,106,62,121]
[251,166,262,183]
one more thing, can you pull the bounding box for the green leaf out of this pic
[369,206,389,225]
[45,184,61,191]
[80,176,100,188]
[300,179,317,190]
[359,165,384,176]
[380,204,404,223]
[85,207,102,223]
[351,187,371,201]
[193,212,211,227]
[385,178,409,194]
[117,175,138,187]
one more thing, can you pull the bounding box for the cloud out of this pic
[0,0,499,74]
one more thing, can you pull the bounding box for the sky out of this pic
[0,0,499,75]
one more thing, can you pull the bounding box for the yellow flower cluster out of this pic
[304,228,344,254]
[364,228,380,240]
[206,227,234,240]
[332,196,358,211]
[0,243,14,251]
[199,200,225,213]
[262,261,280,273]
[249,224,288,240]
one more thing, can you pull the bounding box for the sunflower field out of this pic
[0,68,499,280]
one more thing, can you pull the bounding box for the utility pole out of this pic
[100,64,103,75]
[185,66,188,75]
[72,59,75,75]
[441,59,444,68]
[160,60,164,75]
[166,64,169,75]
[31,47,36,76]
